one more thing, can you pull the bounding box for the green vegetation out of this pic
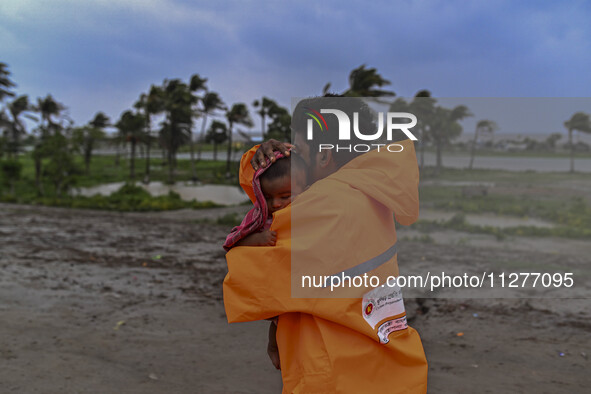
[416,167,591,240]
[0,153,237,210]
[0,181,221,211]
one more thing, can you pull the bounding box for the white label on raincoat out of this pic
[377,316,408,344]
[362,283,405,329]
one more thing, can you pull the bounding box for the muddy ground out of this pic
[0,203,589,393]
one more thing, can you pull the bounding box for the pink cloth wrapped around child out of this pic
[222,150,287,251]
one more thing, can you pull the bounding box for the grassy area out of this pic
[0,152,241,210]
[423,146,591,159]
[419,166,591,185]
[411,214,591,240]
[415,166,591,239]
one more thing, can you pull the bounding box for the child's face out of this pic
[260,170,307,215]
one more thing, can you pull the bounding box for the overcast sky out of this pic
[1,0,590,132]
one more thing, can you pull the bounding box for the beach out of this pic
[1,203,589,393]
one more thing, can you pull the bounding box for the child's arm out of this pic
[235,230,277,247]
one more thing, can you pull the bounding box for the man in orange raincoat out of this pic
[224,97,428,393]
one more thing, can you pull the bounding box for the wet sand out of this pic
[0,203,589,393]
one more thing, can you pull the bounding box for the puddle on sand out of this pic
[75,182,249,206]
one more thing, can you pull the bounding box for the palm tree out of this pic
[134,85,163,183]
[409,90,436,169]
[35,94,66,129]
[253,97,277,140]
[198,91,225,160]
[343,65,395,98]
[189,74,208,181]
[564,112,591,173]
[6,95,33,158]
[0,62,16,103]
[76,112,109,174]
[226,103,253,176]
[265,104,291,141]
[31,95,67,194]
[469,120,498,170]
[161,79,195,184]
[116,110,146,180]
[430,104,472,173]
[205,120,228,161]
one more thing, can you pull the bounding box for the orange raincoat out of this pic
[224,140,428,393]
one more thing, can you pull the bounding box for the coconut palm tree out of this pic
[430,104,472,173]
[135,85,164,183]
[198,91,225,160]
[0,62,16,103]
[226,103,253,176]
[116,110,146,180]
[35,94,66,129]
[160,79,195,184]
[6,95,33,158]
[265,104,291,141]
[469,120,498,170]
[253,97,277,140]
[409,90,436,169]
[205,120,228,161]
[30,95,67,194]
[343,65,395,98]
[564,112,591,173]
[188,74,208,181]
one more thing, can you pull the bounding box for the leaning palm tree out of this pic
[253,97,276,140]
[409,90,436,169]
[343,64,395,98]
[189,74,208,181]
[469,120,498,170]
[161,79,195,184]
[564,112,591,173]
[205,120,228,161]
[6,95,33,159]
[198,91,225,161]
[116,110,146,180]
[35,94,66,129]
[31,95,67,194]
[226,103,253,176]
[134,85,164,183]
[430,104,472,173]
[0,62,16,103]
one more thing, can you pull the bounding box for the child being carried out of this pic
[223,151,307,249]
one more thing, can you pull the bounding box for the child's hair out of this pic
[259,154,306,183]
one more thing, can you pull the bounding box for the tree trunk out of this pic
[144,140,151,184]
[419,126,426,169]
[167,149,174,184]
[436,141,443,174]
[34,157,43,196]
[569,129,574,173]
[226,123,233,176]
[85,145,92,175]
[197,114,208,161]
[115,144,120,167]
[468,128,478,170]
[213,142,218,161]
[130,139,136,180]
[190,127,197,182]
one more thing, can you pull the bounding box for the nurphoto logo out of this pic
[306,109,418,153]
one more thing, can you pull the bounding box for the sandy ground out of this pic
[1,203,589,393]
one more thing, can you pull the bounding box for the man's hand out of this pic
[267,321,281,370]
[251,139,294,171]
